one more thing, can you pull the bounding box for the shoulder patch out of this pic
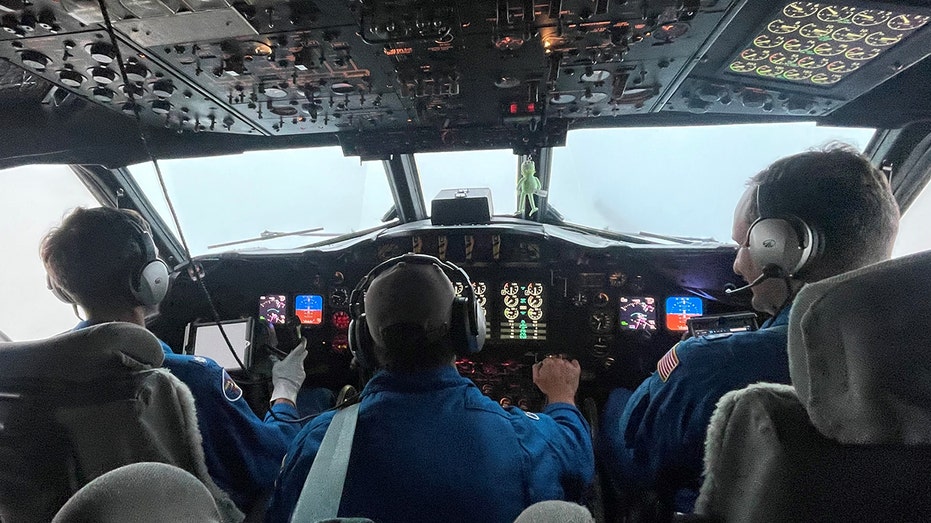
[221,369,243,402]
[657,343,680,382]
[193,356,208,364]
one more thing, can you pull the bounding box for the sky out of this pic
[2,124,929,341]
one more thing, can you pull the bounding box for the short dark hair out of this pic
[40,207,151,310]
[746,143,900,280]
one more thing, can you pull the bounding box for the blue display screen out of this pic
[665,296,704,331]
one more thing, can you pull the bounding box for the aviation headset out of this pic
[47,211,170,307]
[348,253,486,370]
[745,182,821,278]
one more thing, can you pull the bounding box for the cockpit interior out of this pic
[2,0,931,520]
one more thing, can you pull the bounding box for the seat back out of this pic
[52,462,224,523]
[0,322,242,523]
[696,250,931,521]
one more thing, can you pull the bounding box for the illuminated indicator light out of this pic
[509,102,519,114]
[383,47,413,56]
[525,102,535,112]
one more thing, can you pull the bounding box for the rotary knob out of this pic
[91,87,115,103]
[151,100,172,115]
[88,42,116,63]
[58,69,85,87]
[152,79,175,98]
[124,62,149,83]
[20,50,50,71]
[90,66,117,84]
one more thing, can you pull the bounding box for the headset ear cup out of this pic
[131,259,170,306]
[349,314,376,371]
[747,218,805,276]
[449,296,484,355]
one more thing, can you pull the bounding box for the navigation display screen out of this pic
[259,295,287,325]
[619,296,657,331]
[665,296,704,331]
[498,281,546,340]
[295,294,324,325]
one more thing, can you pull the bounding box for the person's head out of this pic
[358,256,461,372]
[732,144,900,314]
[40,207,169,320]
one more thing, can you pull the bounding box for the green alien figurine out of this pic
[518,158,541,216]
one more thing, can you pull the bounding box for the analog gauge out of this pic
[527,295,543,309]
[845,46,881,61]
[755,64,786,77]
[504,295,519,308]
[572,292,589,307]
[852,10,892,27]
[768,19,801,35]
[782,68,812,81]
[799,23,834,39]
[783,38,815,53]
[729,61,757,73]
[331,311,351,330]
[504,308,519,320]
[453,281,466,295]
[740,48,771,62]
[589,312,613,334]
[473,282,486,295]
[526,282,543,296]
[476,295,487,308]
[865,31,902,46]
[768,52,790,65]
[888,14,930,31]
[810,72,843,85]
[608,272,627,288]
[817,6,857,23]
[831,26,869,42]
[753,34,785,49]
[528,308,543,321]
[784,2,819,18]
[826,60,860,74]
[593,292,610,307]
[813,42,849,57]
[501,282,519,296]
[797,56,829,69]
[330,287,349,308]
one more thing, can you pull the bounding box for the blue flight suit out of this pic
[266,365,595,523]
[75,321,301,512]
[600,307,792,512]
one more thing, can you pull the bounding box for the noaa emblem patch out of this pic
[221,370,243,402]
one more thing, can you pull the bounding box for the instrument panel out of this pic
[156,227,746,408]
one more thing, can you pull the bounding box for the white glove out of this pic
[270,338,308,405]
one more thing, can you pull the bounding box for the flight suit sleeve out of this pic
[610,338,723,493]
[542,403,596,497]
[265,413,335,522]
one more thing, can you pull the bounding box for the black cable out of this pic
[94,0,247,373]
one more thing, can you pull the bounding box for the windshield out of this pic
[129,122,873,256]
[128,147,393,256]
[549,123,875,243]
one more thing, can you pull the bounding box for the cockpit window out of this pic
[549,122,875,243]
[127,147,393,256]
[0,165,100,340]
[417,149,519,216]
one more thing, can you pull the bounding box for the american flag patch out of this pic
[657,344,680,382]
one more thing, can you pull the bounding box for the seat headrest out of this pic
[788,249,931,444]
[51,462,223,523]
[0,322,165,383]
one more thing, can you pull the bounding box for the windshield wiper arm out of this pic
[208,227,336,249]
